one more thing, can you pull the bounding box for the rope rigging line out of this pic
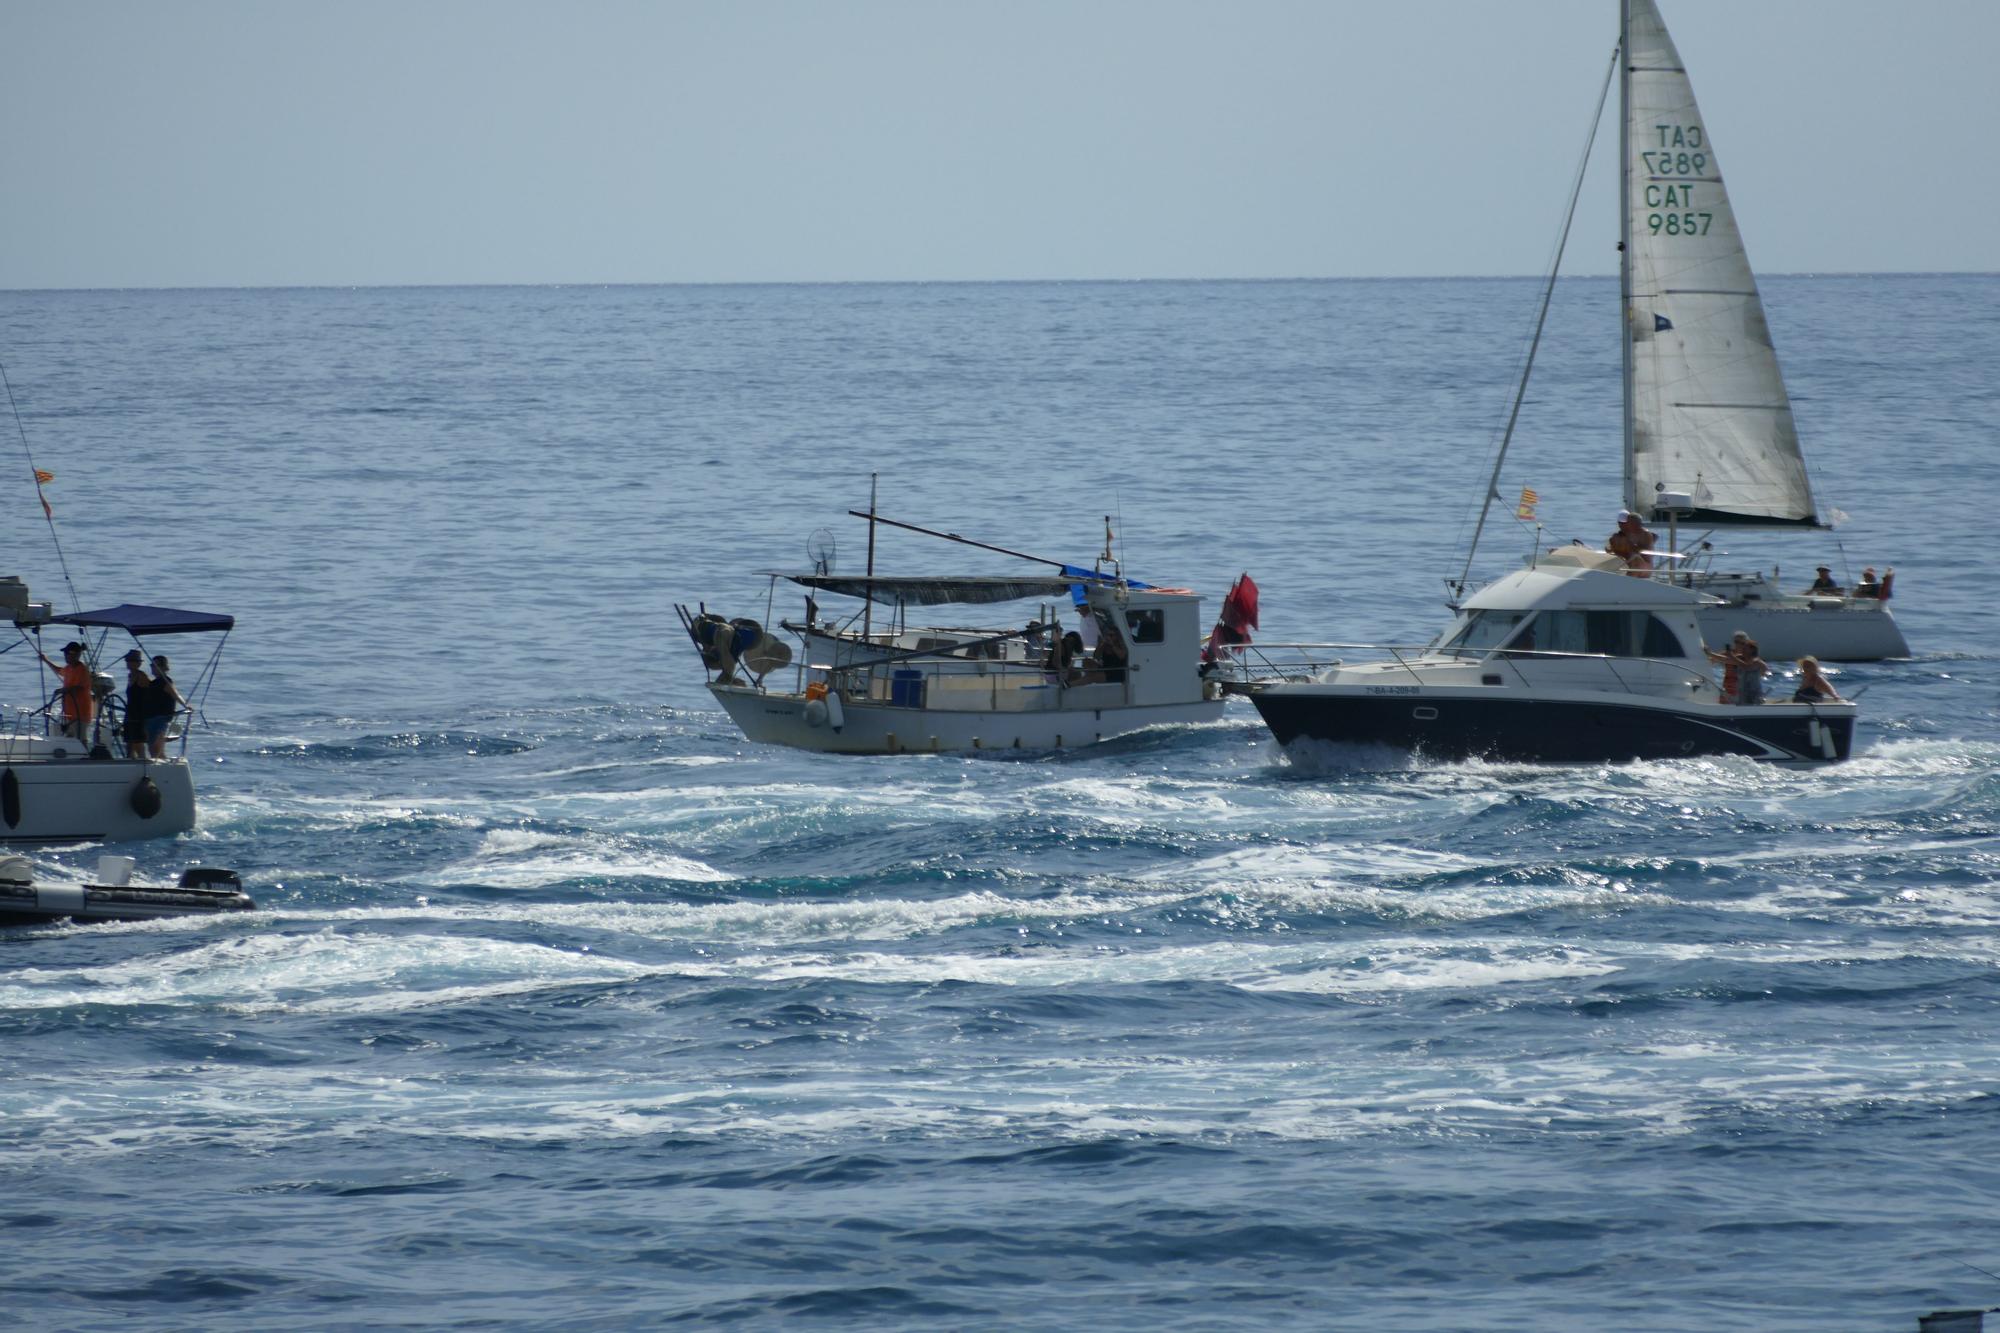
[0,354,83,615]
[1450,43,1620,602]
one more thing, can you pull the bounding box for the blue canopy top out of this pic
[50,603,235,636]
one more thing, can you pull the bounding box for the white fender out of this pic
[803,698,829,729]
[825,690,846,733]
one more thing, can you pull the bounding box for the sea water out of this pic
[0,276,1995,1330]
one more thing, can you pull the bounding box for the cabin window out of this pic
[1443,610,1528,654]
[1124,608,1166,644]
[1503,610,1686,658]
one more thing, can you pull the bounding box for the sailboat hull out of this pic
[1692,596,1908,662]
[0,751,196,843]
[1251,687,1853,764]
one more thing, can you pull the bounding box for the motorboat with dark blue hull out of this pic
[1253,688,1852,763]
[1245,564,1856,765]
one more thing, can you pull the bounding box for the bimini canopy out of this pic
[772,573,1080,606]
[50,603,235,635]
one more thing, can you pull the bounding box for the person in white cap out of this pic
[1074,603,1100,654]
[1606,510,1656,576]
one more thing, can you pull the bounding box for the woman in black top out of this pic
[121,649,151,758]
[144,655,187,759]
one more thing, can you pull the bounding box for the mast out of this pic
[1619,0,1637,515]
[861,472,879,644]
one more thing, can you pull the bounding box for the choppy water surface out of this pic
[1,276,1997,1330]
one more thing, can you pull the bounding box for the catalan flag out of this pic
[33,469,52,519]
[1515,486,1539,521]
[33,469,53,484]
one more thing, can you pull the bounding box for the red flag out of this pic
[1222,574,1259,633]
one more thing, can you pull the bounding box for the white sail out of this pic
[1621,0,1819,527]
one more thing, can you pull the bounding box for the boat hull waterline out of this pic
[1251,689,1853,764]
[712,684,1224,755]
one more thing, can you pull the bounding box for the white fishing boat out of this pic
[1456,0,1907,661]
[1247,563,1855,764]
[2,578,233,843]
[679,511,1225,754]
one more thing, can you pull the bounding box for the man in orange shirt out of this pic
[38,640,96,740]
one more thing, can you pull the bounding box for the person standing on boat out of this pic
[36,640,96,740]
[1792,656,1841,702]
[1606,511,1656,576]
[1706,633,1744,704]
[1074,604,1101,656]
[143,654,187,759]
[121,649,152,759]
[1733,635,1769,706]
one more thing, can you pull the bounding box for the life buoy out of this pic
[130,775,163,819]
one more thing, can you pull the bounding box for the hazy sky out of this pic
[3,0,1995,288]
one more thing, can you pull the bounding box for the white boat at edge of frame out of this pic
[2,576,233,843]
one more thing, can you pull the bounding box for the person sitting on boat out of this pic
[1851,567,1880,598]
[122,649,152,758]
[1048,631,1087,686]
[1605,511,1656,576]
[1096,621,1129,684]
[143,654,188,759]
[1805,565,1842,595]
[36,640,96,740]
[1792,656,1841,703]
[1074,605,1101,655]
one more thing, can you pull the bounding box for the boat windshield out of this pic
[1499,610,1688,659]
[1440,610,1529,655]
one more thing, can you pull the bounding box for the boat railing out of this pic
[822,650,1122,714]
[1209,642,1436,690]
[1484,647,1718,697]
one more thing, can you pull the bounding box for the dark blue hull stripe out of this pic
[1250,693,1852,763]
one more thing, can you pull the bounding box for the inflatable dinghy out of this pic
[0,854,255,925]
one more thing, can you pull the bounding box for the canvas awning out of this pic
[49,603,235,635]
[770,573,1079,606]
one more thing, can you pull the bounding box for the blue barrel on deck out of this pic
[890,669,926,708]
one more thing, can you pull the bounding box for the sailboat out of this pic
[1466,0,1907,661]
[1,582,234,842]
[0,377,234,842]
[1615,0,1906,659]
